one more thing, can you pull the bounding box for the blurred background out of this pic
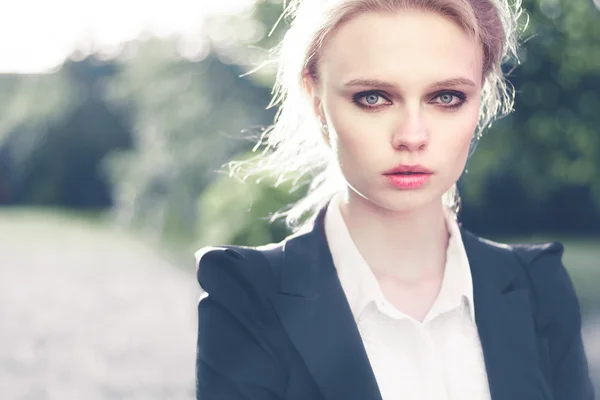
[0,0,598,398]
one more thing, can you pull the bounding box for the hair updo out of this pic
[230,0,524,230]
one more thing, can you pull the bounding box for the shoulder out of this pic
[509,241,576,321]
[513,241,582,327]
[501,239,573,308]
[463,227,563,260]
[194,242,285,306]
[463,228,565,271]
[463,231,594,396]
[510,240,565,267]
[467,231,579,325]
[462,228,566,280]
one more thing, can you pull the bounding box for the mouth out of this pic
[383,164,433,175]
[384,168,432,189]
[387,171,429,175]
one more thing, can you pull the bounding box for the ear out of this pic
[302,71,330,146]
[302,71,325,123]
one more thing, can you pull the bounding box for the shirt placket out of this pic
[418,320,449,400]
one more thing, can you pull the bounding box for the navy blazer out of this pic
[195,208,595,400]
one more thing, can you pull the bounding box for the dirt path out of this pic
[0,212,199,399]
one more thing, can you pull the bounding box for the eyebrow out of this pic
[342,77,477,89]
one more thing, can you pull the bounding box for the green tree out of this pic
[104,37,274,240]
[461,0,600,234]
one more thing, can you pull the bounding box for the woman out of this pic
[195,0,595,399]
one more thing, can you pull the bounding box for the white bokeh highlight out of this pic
[0,0,254,73]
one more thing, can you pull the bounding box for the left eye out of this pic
[438,94,455,104]
[364,93,381,105]
[432,92,466,107]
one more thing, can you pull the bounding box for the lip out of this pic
[385,173,430,189]
[383,164,433,175]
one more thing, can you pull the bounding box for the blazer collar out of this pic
[273,207,383,400]
[270,207,553,400]
[462,229,553,399]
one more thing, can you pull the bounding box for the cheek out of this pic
[326,101,380,158]
[445,111,479,167]
[428,106,479,172]
[458,104,480,151]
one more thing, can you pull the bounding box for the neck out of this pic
[337,191,450,283]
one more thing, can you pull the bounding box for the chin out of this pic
[349,185,445,214]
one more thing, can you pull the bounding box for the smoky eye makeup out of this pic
[428,90,468,109]
[351,90,392,109]
[351,89,468,110]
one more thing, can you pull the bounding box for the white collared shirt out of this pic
[324,199,491,400]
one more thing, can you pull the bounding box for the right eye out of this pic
[352,91,392,109]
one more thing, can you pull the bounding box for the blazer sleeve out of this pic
[194,246,288,400]
[522,242,595,399]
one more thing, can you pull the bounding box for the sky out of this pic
[4,1,598,74]
[0,0,254,73]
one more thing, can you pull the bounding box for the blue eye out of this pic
[365,94,380,105]
[352,91,391,109]
[439,94,454,104]
[432,91,467,109]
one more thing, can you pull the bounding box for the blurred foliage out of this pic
[197,153,305,247]
[0,57,133,207]
[459,0,600,235]
[0,0,599,246]
[102,37,275,240]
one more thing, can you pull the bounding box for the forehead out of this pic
[319,10,484,87]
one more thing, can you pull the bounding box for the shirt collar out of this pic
[324,197,476,324]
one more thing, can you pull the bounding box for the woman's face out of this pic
[306,10,484,213]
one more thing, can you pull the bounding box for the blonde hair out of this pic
[230,0,524,230]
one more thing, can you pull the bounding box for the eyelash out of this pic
[351,90,468,111]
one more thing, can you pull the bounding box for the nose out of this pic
[391,107,428,151]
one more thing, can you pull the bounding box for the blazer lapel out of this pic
[269,210,551,400]
[461,229,553,400]
[270,209,383,400]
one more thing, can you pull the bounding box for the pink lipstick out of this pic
[383,164,432,189]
